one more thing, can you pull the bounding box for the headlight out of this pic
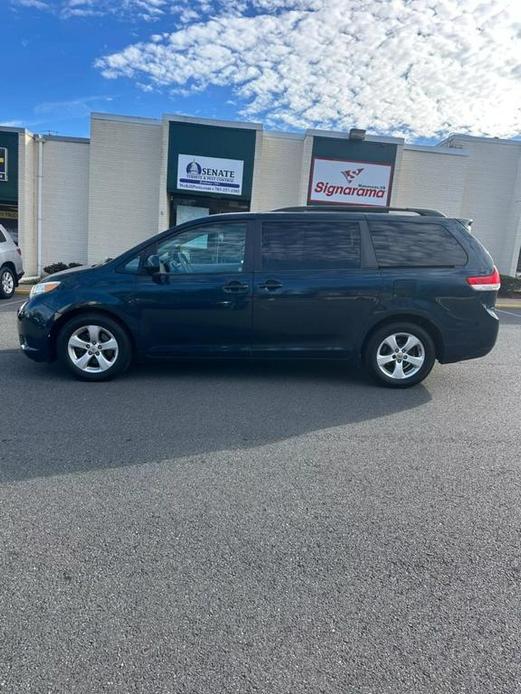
[30,281,61,299]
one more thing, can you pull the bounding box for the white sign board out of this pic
[309,157,393,207]
[177,154,244,196]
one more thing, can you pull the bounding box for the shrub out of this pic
[499,274,521,297]
[43,262,68,275]
[43,262,83,276]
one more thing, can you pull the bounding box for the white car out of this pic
[0,224,24,299]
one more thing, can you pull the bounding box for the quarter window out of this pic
[369,221,467,267]
[261,221,361,271]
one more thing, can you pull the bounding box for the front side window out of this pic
[122,255,141,273]
[369,221,467,268]
[131,222,247,275]
[156,223,247,273]
[261,221,361,271]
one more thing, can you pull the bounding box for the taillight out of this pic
[466,266,500,291]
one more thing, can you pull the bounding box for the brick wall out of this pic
[17,132,37,276]
[393,147,468,218]
[87,115,162,264]
[41,138,89,268]
[250,132,304,211]
[448,137,521,275]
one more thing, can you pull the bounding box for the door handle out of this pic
[223,280,249,294]
[258,280,283,291]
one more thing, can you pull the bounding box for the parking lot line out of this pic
[497,308,521,319]
[0,298,25,308]
[0,303,24,314]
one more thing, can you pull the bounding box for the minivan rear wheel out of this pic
[0,266,16,299]
[57,313,132,381]
[364,322,436,388]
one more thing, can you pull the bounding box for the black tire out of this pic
[57,313,132,381]
[364,322,436,388]
[0,265,16,299]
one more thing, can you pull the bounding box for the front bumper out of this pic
[17,299,57,362]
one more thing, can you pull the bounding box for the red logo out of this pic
[341,167,364,183]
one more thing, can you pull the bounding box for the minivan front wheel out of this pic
[57,313,132,381]
[0,266,16,299]
[365,322,436,388]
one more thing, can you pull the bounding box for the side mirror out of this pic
[144,254,161,274]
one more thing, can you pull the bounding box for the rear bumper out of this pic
[439,305,499,363]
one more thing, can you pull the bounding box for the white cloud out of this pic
[34,95,113,118]
[94,0,521,139]
[15,0,50,9]
[11,0,169,20]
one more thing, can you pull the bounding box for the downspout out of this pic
[35,135,44,278]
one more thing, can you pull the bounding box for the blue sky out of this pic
[3,1,234,136]
[3,0,520,142]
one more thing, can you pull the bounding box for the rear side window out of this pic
[0,229,5,243]
[262,221,361,271]
[369,221,467,268]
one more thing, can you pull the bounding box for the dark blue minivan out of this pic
[17,206,500,387]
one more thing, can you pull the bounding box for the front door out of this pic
[134,220,253,356]
[170,194,250,226]
[252,217,381,357]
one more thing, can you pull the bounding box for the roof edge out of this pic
[439,133,521,147]
[306,128,404,145]
[163,114,263,131]
[91,112,161,127]
[404,143,468,156]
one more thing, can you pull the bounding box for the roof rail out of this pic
[273,205,445,217]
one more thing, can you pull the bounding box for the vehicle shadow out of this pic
[0,354,432,482]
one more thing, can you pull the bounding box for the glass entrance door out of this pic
[0,203,18,243]
[170,194,250,227]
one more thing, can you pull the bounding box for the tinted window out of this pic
[0,229,6,243]
[369,221,467,267]
[262,221,361,271]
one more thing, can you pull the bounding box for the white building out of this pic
[1,112,520,278]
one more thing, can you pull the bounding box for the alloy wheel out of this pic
[376,332,425,380]
[67,324,119,374]
[1,270,14,296]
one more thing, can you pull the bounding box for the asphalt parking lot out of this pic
[1,300,520,693]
